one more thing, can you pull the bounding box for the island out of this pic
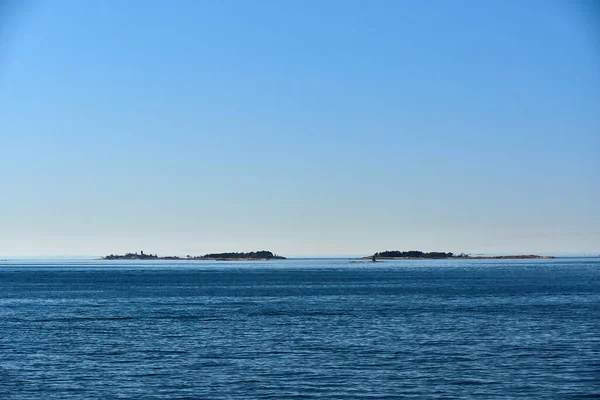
[363,251,555,260]
[461,255,555,259]
[102,250,286,261]
[201,251,286,261]
[368,251,457,259]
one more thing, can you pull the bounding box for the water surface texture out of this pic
[1,258,599,399]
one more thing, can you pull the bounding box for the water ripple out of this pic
[1,258,599,399]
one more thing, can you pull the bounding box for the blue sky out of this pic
[0,0,598,256]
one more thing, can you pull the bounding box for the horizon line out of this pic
[1,251,599,259]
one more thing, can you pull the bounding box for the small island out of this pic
[462,255,555,259]
[364,251,555,260]
[368,251,457,259]
[102,250,286,261]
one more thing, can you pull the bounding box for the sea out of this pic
[0,257,599,399]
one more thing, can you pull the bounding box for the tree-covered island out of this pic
[372,251,458,259]
[364,251,554,260]
[102,250,286,261]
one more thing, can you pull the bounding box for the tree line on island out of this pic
[102,250,553,261]
[372,250,463,259]
[368,251,553,260]
[202,251,285,260]
[102,250,285,260]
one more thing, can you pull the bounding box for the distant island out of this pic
[101,250,554,262]
[102,250,286,261]
[369,251,457,259]
[364,251,555,260]
[462,255,555,259]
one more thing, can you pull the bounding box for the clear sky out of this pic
[0,0,598,257]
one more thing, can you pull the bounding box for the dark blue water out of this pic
[1,258,599,399]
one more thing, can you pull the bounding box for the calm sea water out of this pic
[1,258,599,399]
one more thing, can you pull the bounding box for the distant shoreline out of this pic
[362,252,556,260]
[101,251,286,261]
[363,256,556,260]
[462,255,555,260]
[98,250,560,262]
[100,257,281,261]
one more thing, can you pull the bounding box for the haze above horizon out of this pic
[1,0,598,257]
